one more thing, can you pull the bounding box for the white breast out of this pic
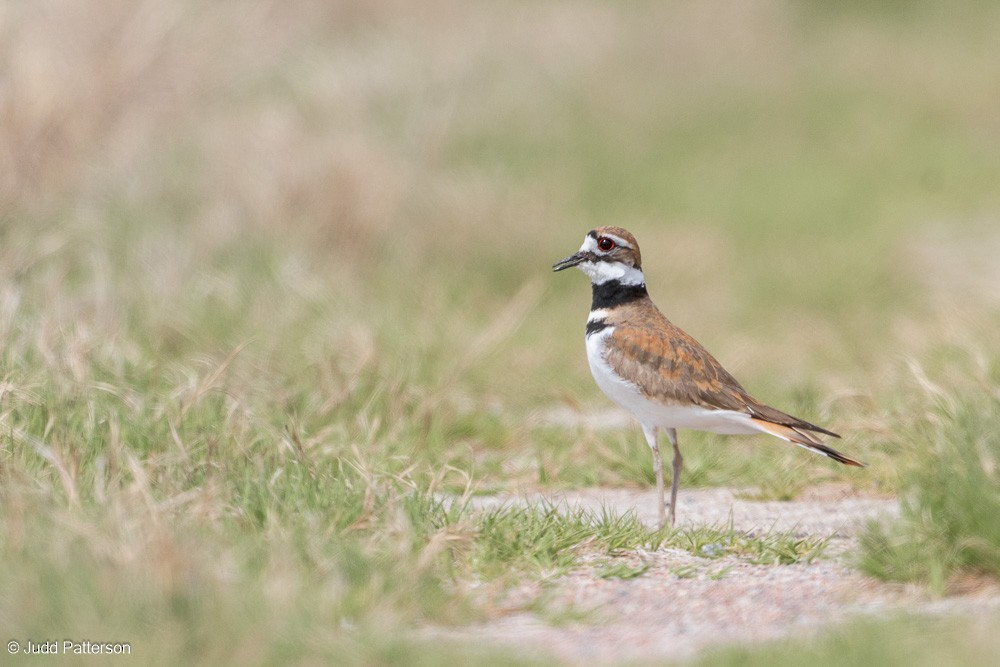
[585,327,759,435]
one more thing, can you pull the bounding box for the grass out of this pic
[472,504,658,579]
[471,504,828,582]
[692,614,1000,667]
[858,353,1000,593]
[667,518,830,566]
[2,0,1000,663]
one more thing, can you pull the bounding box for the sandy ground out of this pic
[428,488,1000,664]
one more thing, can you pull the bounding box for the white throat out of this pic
[578,260,645,286]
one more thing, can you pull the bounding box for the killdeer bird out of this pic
[553,226,864,527]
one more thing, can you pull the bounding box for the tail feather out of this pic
[751,418,865,467]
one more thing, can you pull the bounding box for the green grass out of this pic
[692,614,1000,667]
[471,504,828,583]
[472,504,659,579]
[859,353,1000,593]
[667,518,831,566]
[3,0,1000,662]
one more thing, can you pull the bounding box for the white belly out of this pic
[585,327,759,435]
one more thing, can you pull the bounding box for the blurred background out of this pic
[4,0,1000,531]
[2,0,1000,661]
[4,0,999,401]
[5,0,1000,491]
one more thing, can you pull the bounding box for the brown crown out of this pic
[589,226,642,269]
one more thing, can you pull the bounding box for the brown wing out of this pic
[605,319,750,412]
[604,308,840,439]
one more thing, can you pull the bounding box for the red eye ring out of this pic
[597,237,615,251]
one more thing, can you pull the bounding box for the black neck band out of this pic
[591,280,648,310]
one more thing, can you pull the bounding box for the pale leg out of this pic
[665,427,683,526]
[641,424,666,529]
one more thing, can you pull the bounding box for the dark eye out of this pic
[597,237,615,251]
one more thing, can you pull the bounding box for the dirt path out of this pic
[433,488,1000,664]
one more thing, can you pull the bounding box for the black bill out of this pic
[552,252,587,272]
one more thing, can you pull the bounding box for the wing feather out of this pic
[604,310,840,439]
